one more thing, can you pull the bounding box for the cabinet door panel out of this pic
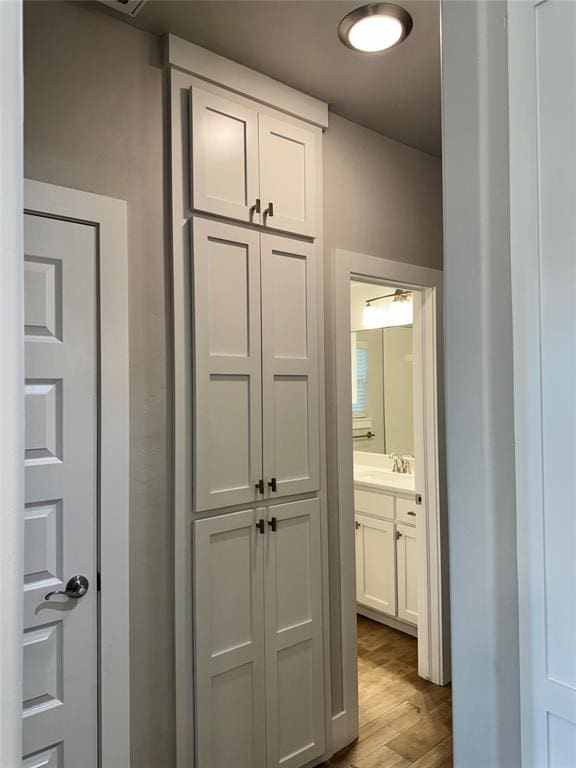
[194,510,266,768]
[259,114,317,237]
[261,235,319,498]
[397,523,418,626]
[265,499,325,768]
[192,219,263,510]
[355,514,396,616]
[191,86,260,222]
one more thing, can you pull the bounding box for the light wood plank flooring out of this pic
[322,616,452,768]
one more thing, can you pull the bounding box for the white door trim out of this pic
[0,3,24,766]
[331,249,448,751]
[24,179,130,768]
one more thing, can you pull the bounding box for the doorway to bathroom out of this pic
[330,249,450,765]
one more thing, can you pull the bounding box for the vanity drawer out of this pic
[396,497,418,525]
[354,489,394,521]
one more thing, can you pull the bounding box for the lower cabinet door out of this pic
[396,523,418,626]
[355,514,397,616]
[194,509,267,768]
[264,498,325,768]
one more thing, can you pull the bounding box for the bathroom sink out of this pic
[353,466,415,491]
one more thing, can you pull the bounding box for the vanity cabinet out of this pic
[396,522,418,625]
[355,515,397,616]
[191,83,317,237]
[194,499,325,768]
[354,488,418,627]
[192,217,320,511]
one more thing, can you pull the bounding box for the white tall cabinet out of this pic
[169,36,329,768]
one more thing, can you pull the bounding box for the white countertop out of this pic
[353,464,415,494]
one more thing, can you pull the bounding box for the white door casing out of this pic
[509,1,576,763]
[23,179,130,768]
[259,114,317,237]
[192,217,263,511]
[193,509,267,768]
[264,499,325,768]
[396,523,418,626]
[354,514,396,617]
[261,235,320,499]
[190,85,260,223]
[23,214,97,766]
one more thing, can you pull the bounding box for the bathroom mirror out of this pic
[351,326,414,456]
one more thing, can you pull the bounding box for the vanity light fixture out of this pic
[338,3,413,53]
[362,289,412,328]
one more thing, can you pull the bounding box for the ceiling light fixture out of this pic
[338,3,413,53]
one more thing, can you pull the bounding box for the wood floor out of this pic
[322,616,452,768]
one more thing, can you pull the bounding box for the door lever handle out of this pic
[45,574,89,601]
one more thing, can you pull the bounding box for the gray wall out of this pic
[322,114,443,714]
[24,3,174,766]
[23,1,444,759]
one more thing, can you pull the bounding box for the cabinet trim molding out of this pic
[164,33,329,129]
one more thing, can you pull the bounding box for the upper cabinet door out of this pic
[192,218,263,511]
[261,235,320,499]
[194,509,267,768]
[191,86,260,223]
[264,499,325,768]
[259,114,317,237]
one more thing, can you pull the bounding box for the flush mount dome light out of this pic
[338,3,413,53]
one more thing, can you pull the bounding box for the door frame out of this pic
[332,249,449,749]
[24,179,131,768]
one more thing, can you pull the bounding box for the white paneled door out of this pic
[194,509,267,768]
[23,214,98,767]
[509,1,576,764]
[264,499,325,768]
[192,218,263,511]
[190,85,260,223]
[261,235,319,499]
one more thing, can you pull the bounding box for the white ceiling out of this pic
[106,0,441,156]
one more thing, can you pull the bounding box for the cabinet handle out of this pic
[250,198,261,215]
[395,530,402,540]
[268,477,277,493]
[256,519,265,535]
[268,516,277,532]
[407,510,416,517]
[264,201,274,218]
[255,479,264,495]
[355,521,361,530]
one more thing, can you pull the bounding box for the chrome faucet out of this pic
[390,453,411,474]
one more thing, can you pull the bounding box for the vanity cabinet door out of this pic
[264,499,325,768]
[396,523,418,626]
[194,509,267,768]
[261,234,320,499]
[259,113,317,237]
[355,514,397,617]
[191,85,260,223]
[192,218,263,511]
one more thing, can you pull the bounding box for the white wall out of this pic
[442,1,521,765]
